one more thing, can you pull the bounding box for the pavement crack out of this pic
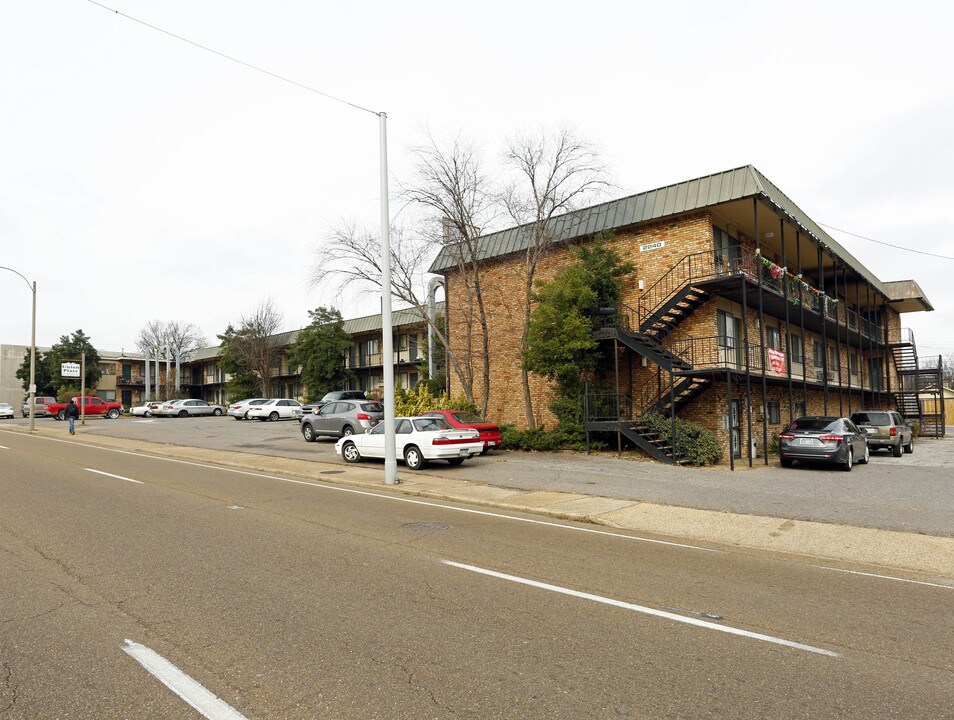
[1,660,17,713]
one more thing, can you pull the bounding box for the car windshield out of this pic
[453,412,485,423]
[850,412,891,425]
[789,418,839,432]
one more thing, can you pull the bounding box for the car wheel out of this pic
[780,458,793,467]
[842,447,853,472]
[302,424,316,442]
[858,443,870,464]
[243,411,250,420]
[144,410,151,418]
[447,457,465,466]
[213,408,223,416]
[107,408,120,419]
[178,410,188,418]
[892,441,903,457]
[342,425,354,437]
[404,445,426,471]
[904,437,914,454]
[269,411,279,422]
[342,441,361,463]
[56,410,66,420]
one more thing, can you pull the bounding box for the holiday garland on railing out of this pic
[755,250,838,311]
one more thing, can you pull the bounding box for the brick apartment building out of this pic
[428,165,942,466]
[110,306,434,407]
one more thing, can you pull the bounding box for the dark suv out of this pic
[849,410,913,457]
[300,390,368,418]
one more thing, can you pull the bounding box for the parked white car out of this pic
[335,416,482,470]
[130,401,162,417]
[227,398,268,420]
[153,399,225,417]
[0,403,14,419]
[247,398,303,422]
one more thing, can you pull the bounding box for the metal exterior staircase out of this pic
[639,285,710,342]
[889,328,923,429]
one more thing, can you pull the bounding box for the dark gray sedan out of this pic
[779,416,869,471]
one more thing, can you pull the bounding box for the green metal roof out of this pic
[426,164,920,306]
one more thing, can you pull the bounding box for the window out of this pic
[812,340,824,366]
[767,401,780,424]
[789,334,803,364]
[409,334,419,360]
[794,402,806,418]
[766,326,781,351]
[122,363,132,381]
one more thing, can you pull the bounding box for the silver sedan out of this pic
[153,399,225,418]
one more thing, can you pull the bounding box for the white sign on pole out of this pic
[61,362,81,378]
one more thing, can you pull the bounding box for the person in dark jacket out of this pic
[65,399,80,435]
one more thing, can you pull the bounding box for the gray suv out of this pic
[301,400,384,441]
[849,410,913,457]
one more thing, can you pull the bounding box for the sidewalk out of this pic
[5,425,953,579]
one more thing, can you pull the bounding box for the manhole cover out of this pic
[403,522,450,532]
[320,470,345,475]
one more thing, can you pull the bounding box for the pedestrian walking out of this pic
[65,398,79,435]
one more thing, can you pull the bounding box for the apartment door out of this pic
[718,310,743,368]
[713,227,740,274]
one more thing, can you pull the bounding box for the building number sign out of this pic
[640,241,665,252]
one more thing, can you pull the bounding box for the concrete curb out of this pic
[6,426,953,580]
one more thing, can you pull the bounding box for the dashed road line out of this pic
[442,560,841,657]
[123,640,247,719]
[85,468,143,484]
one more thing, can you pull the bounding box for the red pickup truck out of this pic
[50,396,124,420]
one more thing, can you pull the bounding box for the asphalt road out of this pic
[6,414,953,536]
[1,430,952,718]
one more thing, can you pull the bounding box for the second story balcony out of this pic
[636,248,883,345]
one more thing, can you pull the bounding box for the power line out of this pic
[86,0,379,117]
[819,223,954,261]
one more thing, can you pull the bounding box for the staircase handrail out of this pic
[637,251,718,326]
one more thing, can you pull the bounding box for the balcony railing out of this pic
[346,351,424,370]
[637,248,882,341]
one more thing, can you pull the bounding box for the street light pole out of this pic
[379,111,397,486]
[0,266,37,432]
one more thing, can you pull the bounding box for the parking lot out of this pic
[3,413,953,536]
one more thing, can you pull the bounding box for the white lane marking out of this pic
[122,640,247,720]
[9,429,954,590]
[85,468,143,484]
[0,445,8,449]
[809,564,954,589]
[442,560,841,658]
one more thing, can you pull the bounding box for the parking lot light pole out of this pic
[1,266,37,432]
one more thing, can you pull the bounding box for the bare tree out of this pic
[501,126,610,427]
[310,223,479,403]
[136,319,168,399]
[165,321,207,393]
[402,133,498,415]
[943,352,954,388]
[239,298,284,397]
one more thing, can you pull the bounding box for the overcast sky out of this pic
[2,0,952,360]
